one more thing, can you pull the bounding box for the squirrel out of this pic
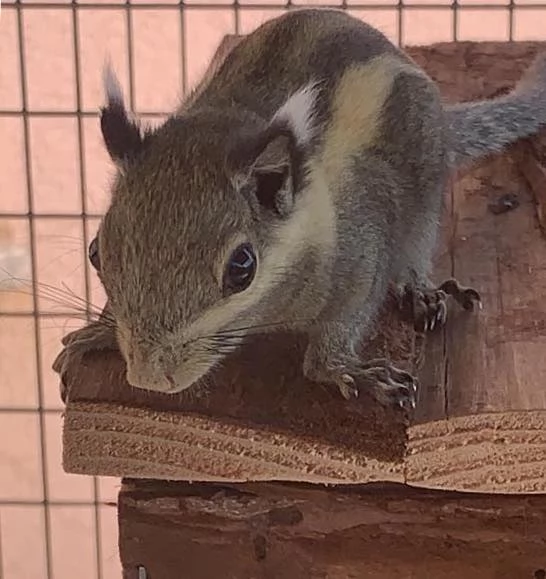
[53,8,546,410]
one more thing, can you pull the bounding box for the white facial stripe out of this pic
[272,82,320,147]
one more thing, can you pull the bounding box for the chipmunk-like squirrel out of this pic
[53,8,546,409]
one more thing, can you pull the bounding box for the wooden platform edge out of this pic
[62,401,546,493]
[62,401,405,485]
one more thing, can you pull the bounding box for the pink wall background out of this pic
[1,2,545,577]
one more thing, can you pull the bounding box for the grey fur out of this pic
[446,52,546,167]
[53,8,546,409]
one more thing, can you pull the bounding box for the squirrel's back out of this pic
[182,8,442,208]
[185,9,546,169]
[183,8,421,121]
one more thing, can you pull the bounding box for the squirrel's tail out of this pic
[445,52,546,168]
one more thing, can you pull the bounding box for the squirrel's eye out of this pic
[223,243,257,294]
[88,237,101,271]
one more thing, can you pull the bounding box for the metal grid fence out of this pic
[0,0,543,577]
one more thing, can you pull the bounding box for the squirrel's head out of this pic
[92,65,319,394]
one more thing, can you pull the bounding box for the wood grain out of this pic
[117,480,546,579]
[61,40,546,493]
[519,139,546,234]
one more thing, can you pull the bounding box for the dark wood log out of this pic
[118,480,546,579]
[61,40,546,494]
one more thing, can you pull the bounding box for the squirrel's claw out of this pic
[402,278,482,333]
[437,278,482,312]
[332,358,418,411]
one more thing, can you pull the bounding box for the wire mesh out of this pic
[0,0,542,576]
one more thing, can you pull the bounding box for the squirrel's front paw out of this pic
[401,278,482,333]
[338,358,417,410]
[52,323,117,403]
[304,352,418,411]
[403,286,449,333]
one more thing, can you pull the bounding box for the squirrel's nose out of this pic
[125,360,178,393]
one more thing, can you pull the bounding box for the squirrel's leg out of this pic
[303,319,418,411]
[302,234,418,411]
[299,150,420,409]
[390,174,481,333]
[371,63,482,333]
[52,302,118,403]
[393,217,482,333]
[399,276,482,333]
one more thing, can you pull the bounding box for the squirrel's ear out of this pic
[250,132,294,217]
[100,63,143,169]
[236,83,319,217]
